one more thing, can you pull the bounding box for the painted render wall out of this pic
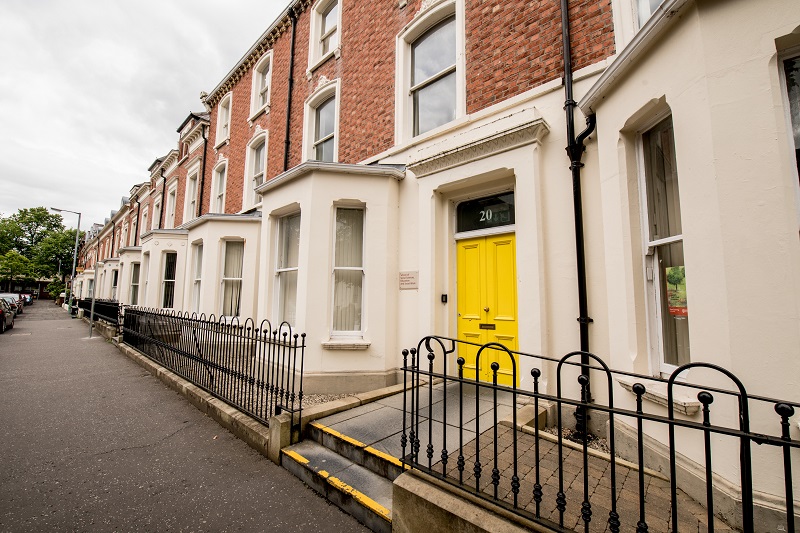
[587,0,800,500]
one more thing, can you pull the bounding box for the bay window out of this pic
[221,241,243,317]
[277,213,300,325]
[332,208,364,334]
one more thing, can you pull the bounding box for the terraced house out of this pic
[74,0,799,529]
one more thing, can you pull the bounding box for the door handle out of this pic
[484,307,489,312]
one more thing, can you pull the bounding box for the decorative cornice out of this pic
[183,120,208,147]
[407,120,549,178]
[204,0,313,108]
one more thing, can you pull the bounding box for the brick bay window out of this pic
[332,208,364,335]
[308,0,341,73]
[641,116,689,372]
[277,213,300,326]
[161,252,177,309]
[304,79,340,163]
[221,241,243,318]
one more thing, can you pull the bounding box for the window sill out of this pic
[617,376,701,416]
[322,339,370,351]
[214,138,229,150]
[306,48,340,80]
[248,105,269,123]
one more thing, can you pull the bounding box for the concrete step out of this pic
[307,420,408,481]
[282,440,393,533]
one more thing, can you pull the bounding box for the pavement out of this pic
[0,302,368,532]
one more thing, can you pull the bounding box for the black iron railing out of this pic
[122,307,305,431]
[78,298,121,330]
[401,336,799,533]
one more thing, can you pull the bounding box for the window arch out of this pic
[303,79,340,162]
[244,133,268,208]
[250,52,273,117]
[211,161,228,213]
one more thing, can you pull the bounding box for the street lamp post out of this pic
[50,207,81,317]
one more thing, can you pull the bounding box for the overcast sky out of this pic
[0,0,289,230]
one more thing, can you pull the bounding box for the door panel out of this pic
[456,234,518,386]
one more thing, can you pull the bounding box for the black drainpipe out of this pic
[135,199,141,246]
[111,219,117,257]
[561,0,597,436]
[158,169,167,229]
[198,124,208,217]
[283,8,297,172]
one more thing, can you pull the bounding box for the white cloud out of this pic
[0,0,288,228]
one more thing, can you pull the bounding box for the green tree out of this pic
[31,228,82,280]
[0,250,34,289]
[0,216,22,255]
[4,207,65,257]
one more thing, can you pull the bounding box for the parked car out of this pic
[0,299,14,333]
[21,293,33,305]
[0,294,22,316]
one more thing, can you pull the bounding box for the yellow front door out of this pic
[456,234,518,386]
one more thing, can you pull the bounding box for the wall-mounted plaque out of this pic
[400,271,419,290]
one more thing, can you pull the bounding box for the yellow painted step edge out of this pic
[282,449,392,523]
[311,422,409,470]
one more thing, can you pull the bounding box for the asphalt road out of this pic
[0,302,368,532]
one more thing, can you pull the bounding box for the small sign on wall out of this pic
[400,271,419,290]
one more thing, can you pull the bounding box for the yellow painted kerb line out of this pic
[310,422,367,448]
[364,446,409,470]
[327,475,392,522]
[282,449,309,465]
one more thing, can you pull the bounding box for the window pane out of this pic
[414,71,456,136]
[224,242,244,278]
[335,209,363,267]
[784,56,800,176]
[279,214,301,269]
[322,1,338,34]
[315,97,336,141]
[333,270,362,331]
[253,143,265,177]
[643,117,681,241]
[162,253,176,308]
[279,270,298,325]
[315,138,335,162]
[130,263,140,306]
[321,0,338,55]
[412,16,456,86]
[222,280,242,317]
[194,245,203,279]
[657,241,689,366]
[638,0,664,26]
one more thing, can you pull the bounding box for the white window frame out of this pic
[778,46,800,228]
[121,222,129,248]
[88,278,94,299]
[395,0,465,143]
[165,181,177,229]
[141,253,150,307]
[244,133,268,209]
[184,165,200,223]
[211,162,228,213]
[307,0,342,75]
[250,52,273,119]
[331,206,365,337]
[161,251,177,309]
[140,206,149,236]
[215,93,232,147]
[129,262,140,306]
[275,212,301,326]
[635,0,666,30]
[192,243,203,313]
[111,269,119,300]
[637,113,688,376]
[220,240,244,318]
[152,199,162,230]
[303,78,340,162]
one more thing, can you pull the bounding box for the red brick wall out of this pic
[200,0,614,206]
